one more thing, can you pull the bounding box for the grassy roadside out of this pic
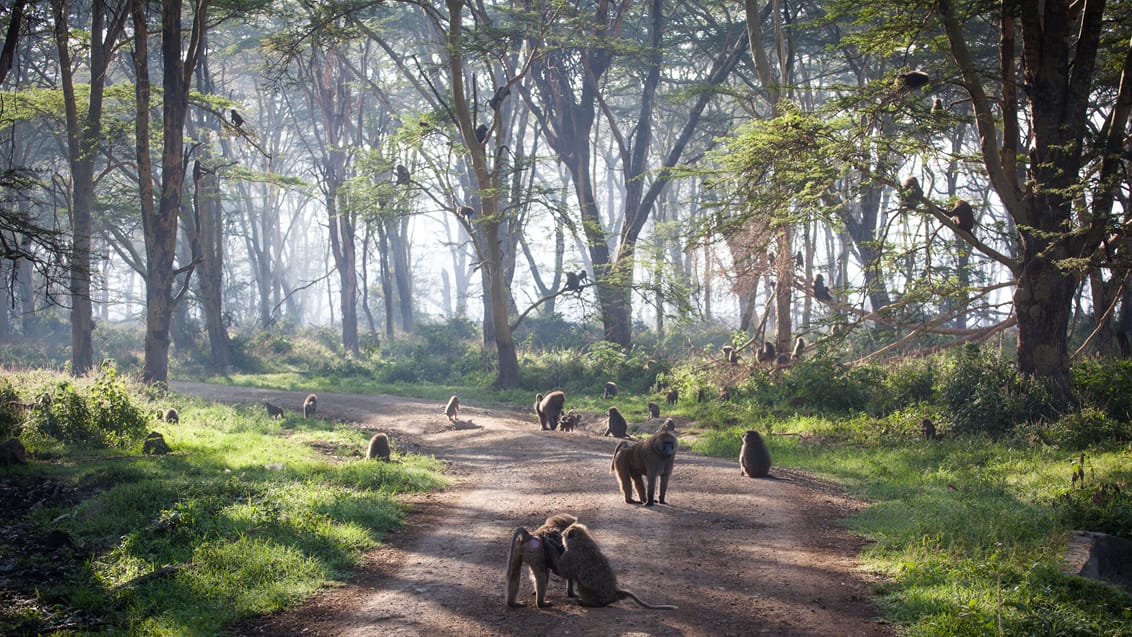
[0,368,446,636]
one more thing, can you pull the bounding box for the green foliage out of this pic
[23,365,148,449]
[0,376,21,439]
[1072,358,1132,421]
[1017,408,1132,450]
[1051,480,1132,537]
[938,346,1055,435]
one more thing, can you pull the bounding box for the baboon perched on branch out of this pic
[505,513,577,608]
[610,429,678,506]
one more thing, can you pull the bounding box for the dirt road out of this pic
[172,382,894,637]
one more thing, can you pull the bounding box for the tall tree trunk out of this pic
[53,0,126,375]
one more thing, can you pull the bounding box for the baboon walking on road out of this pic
[611,429,678,506]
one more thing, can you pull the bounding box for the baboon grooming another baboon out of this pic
[739,430,772,478]
[303,393,317,418]
[665,388,678,406]
[505,513,577,608]
[557,523,677,609]
[603,407,628,437]
[603,381,617,399]
[264,401,285,419]
[611,429,678,506]
[444,395,461,422]
[536,391,566,430]
[366,432,391,461]
[647,402,659,419]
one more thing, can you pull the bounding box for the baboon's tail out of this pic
[618,589,677,610]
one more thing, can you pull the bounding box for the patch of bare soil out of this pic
[175,382,895,637]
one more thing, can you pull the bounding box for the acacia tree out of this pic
[52,0,128,375]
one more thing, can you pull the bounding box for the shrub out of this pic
[937,346,1055,435]
[1072,358,1132,421]
[24,365,148,448]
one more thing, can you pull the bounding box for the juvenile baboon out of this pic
[536,391,566,431]
[950,199,976,233]
[658,418,676,433]
[931,97,944,116]
[505,513,577,608]
[813,274,833,301]
[602,381,617,399]
[558,411,580,432]
[921,417,937,440]
[230,108,245,129]
[303,393,318,418]
[647,402,660,419]
[264,401,285,419]
[444,395,461,422]
[557,523,677,609]
[739,430,772,478]
[366,432,391,461]
[791,336,806,360]
[695,388,706,403]
[901,176,923,203]
[163,407,179,424]
[610,429,678,506]
[665,388,678,406]
[394,164,410,185]
[603,407,628,437]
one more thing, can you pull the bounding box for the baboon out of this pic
[721,345,735,362]
[557,523,677,609]
[610,429,678,506]
[695,388,706,403]
[444,395,460,422]
[602,381,617,399]
[458,205,475,221]
[394,164,410,185]
[489,85,510,111]
[813,274,833,302]
[155,409,164,421]
[603,407,628,437]
[505,513,577,608]
[475,123,489,143]
[719,387,732,401]
[901,176,923,204]
[931,97,944,116]
[264,401,284,419]
[950,199,976,233]
[564,270,586,291]
[303,394,318,418]
[0,438,27,465]
[757,341,776,362]
[665,388,678,406]
[558,411,580,432]
[659,418,675,433]
[896,69,930,90]
[192,159,209,183]
[791,336,806,360]
[163,407,179,424]
[230,108,245,129]
[739,430,772,478]
[143,431,171,455]
[647,402,660,419]
[536,391,566,431]
[921,417,936,440]
[366,432,391,461]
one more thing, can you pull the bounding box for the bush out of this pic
[0,376,21,439]
[1072,358,1132,421]
[24,365,148,448]
[1022,408,1132,450]
[937,346,1055,435]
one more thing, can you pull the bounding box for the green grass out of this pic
[0,377,446,636]
[690,418,1132,636]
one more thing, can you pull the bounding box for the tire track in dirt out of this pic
[173,382,894,637]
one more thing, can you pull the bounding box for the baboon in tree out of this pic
[557,523,677,609]
[757,341,776,362]
[603,407,628,438]
[610,429,678,506]
[791,336,806,360]
[505,513,577,608]
[813,275,833,302]
[739,430,772,478]
[949,199,976,233]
